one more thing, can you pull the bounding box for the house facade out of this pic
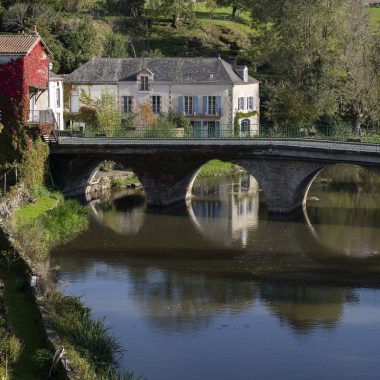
[65,57,260,137]
[0,31,64,131]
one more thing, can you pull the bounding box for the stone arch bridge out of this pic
[49,139,380,214]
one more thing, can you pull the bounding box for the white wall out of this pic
[49,79,64,130]
[68,81,260,134]
[232,83,260,135]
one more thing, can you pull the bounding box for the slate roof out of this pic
[65,58,259,85]
[0,34,51,56]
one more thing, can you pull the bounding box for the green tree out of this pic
[338,0,380,134]
[95,88,122,136]
[149,0,194,27]
[251,0,345,125]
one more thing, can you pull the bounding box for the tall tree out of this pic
[338,0,380,134]
[251,0,344,125]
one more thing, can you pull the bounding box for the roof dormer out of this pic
[137,68,154,91]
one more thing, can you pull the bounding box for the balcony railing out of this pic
[28,110,54,124]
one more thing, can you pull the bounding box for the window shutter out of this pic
[178,96,184,113]
[194,121,201,138]
[193,96,198,114]
[203,96,208,114]
[216,121,221,137]
[216,96,222,115]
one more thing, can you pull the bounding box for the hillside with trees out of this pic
[0,0,379,131]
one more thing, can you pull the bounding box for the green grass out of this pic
[0,267,47,380]
[198,159,237,178]
[369,7,380,28]
[193,2,250,24]
[14,194,59,228]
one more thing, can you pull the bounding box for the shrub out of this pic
[19,139,49,190]
[0,330,23,366]
[33,349,53,378]
[99,161,116,172]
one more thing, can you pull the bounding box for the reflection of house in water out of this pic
[259,282,351,332]
[190,173,259,247]
[90,192,145,236]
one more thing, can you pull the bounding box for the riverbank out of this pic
[0,185,144,379]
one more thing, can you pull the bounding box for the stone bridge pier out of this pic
[50,152,329,214]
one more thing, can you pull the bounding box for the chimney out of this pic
[31,25,39,36]
[235,65,249,82]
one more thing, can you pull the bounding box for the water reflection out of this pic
[51,167,380,380]
[305,166,380,258]
[127,267,257,332]
[189,172,260,247]
[90,190,145,236]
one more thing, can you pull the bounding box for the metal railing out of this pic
[28,110,55,124]
[54,124,380,144]
[0,165,18,196]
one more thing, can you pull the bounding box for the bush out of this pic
[33,349,53,378]
[19,140,49,190]
[99,161,116,172]
[0,330,23,366]
[142,118,177,138]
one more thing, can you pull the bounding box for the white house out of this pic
[64,57,260,137]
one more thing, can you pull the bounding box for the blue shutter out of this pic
[194,121,201,138]
[203,121,209,137]
[216,96,222,115]
[193,96,198,114]
[178,96,184,113]
[203,96,208,114]
[216,121,221,137]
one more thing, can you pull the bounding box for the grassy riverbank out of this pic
[2,185,145,379]
[197,159,240,178]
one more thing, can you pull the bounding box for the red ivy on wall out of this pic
[0,42,49,155]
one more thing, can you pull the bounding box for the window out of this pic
[247,97,255,110]
[185,73,192,81]
[152,96,161,114]
[238,97,245,110]
[140,76,149,91]
[56,88,61,108]
[208,96,216,114]
[123,96,133,113]
[184,96,193,115]
[209,73,215,80]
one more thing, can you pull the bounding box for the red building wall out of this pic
[0,41,49,150]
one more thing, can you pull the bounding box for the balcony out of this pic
[28,110,54,124]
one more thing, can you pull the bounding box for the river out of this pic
[51,165,380,380]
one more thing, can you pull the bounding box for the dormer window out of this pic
[185,72,192,81]
[209,73,215,80]
[140,76,149,91]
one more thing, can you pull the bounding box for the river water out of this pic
[51,165,380,380]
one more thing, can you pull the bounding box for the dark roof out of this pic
[65,58,259,85]
[50,71,63,81]
[0,34,51,56]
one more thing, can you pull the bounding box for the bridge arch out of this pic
[50,140,380,214]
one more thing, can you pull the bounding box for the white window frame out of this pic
[140,76,149,91]
[238,97,245,110]
[152,95,161,114]
[123,96,133,114]
[247,97,254,110]
[184,96,193,115]
[208,96,216,115]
